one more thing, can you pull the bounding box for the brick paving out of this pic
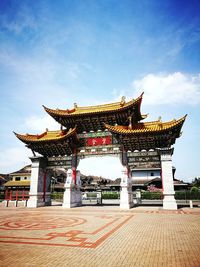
[0,205,199,267]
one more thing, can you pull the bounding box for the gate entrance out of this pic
[79,156,122,207]
[14,93,186,210]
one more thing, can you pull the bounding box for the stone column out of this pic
[75,170,82,206]
[120,166,134,209]
[62,169,82,208]
[158,148,177,210]
[44,170,52,206]
[27,156,49,208]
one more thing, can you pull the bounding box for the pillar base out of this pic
[120,185,134,209]
[27,193,45,208]
[62,185,82,208]
[3,200,9,207]
[44,192,52,206]
[163,194,177,210]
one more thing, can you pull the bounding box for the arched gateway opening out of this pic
[14,93,186,210]
[77,155,123,206]
[78,156,122,180]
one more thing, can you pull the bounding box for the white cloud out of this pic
[132,72,200,105]
[0,146,31,174]
[24,115,60,133]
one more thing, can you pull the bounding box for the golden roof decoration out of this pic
[43,93,144,117]
[120,96,126,106]
[104,115,187,135]
[14,127,77,144]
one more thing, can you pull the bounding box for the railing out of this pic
[135,190,200,206]
[4,190,29,201]
[82,192,98,203]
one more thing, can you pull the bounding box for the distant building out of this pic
[131,166,189,190]
[4,165,31,200]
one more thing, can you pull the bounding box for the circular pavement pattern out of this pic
[0,217,86,230]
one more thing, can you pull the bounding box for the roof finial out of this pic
[120,96,126,106]
[74,103,78,109]
[158,116,162,127]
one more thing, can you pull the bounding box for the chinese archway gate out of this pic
[15,93,186,210]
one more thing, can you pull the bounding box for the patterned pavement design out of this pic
[0,205,200,267]
[0,211,133,248]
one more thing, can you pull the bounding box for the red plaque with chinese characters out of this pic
[87,136,111,146]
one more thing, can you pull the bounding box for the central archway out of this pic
[78,155,123,206]
[78,155,123,180]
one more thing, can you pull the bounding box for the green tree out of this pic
[192,177,200,188]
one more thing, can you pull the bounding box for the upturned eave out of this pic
[104,115,187,135]
[14,127,77,144]
[43,93,144,117]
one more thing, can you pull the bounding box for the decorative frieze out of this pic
[127,150,161,169]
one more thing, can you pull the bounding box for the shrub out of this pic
[190,186,199,193]
[141,191,162,200]
[102,192,120,199]
[175,190,200,200]
[147,184,162,192]
[86,193,97,198]
[0,190,5,200]
[141,190,200,200]
[51,192,63,200]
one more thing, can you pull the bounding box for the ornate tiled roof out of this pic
[14,128,77,143]
[4,180,30,187]
[14,128,79,157]
[104,115,187,135]
[9,165,31,176]
[42,93,146,133]
[43,93,144,117]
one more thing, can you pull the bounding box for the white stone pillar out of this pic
[120,166,134,209]
[159,148,177,210]
[27,156,48,208]
[44,170,52,206]
[62,169,82,208]
[76,170,82,206]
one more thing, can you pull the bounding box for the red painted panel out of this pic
[87,136,111,146]
[72,168,76,184]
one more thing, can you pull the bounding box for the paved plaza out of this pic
[0,205,199,267]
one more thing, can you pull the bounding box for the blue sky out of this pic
[0,0,200,181]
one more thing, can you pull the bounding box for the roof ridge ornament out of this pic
[74,103,78,109]
[158,116,162,128]
[120,96,126,106]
